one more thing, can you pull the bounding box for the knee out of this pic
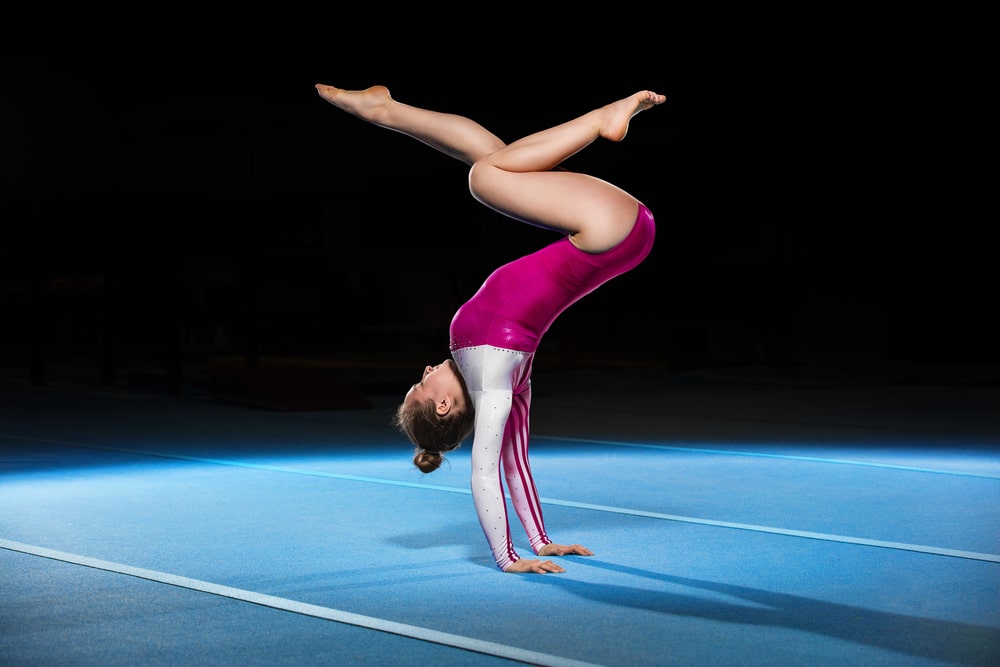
[468,159,491,186]
[467,160,494,201]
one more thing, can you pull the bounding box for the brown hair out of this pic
[394,368,475,473]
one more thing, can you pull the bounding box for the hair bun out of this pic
[414,449,443,473]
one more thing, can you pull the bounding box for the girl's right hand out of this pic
[504,558,566,574]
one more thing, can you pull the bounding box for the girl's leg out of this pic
[317,84,666,252]
[468,91,665,252]
[315,84,506,165]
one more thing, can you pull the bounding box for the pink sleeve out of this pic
[501,382,550,555]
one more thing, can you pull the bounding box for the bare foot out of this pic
[314,84,394,123]
[601,90,667,142]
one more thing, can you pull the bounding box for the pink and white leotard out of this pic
[449,203,655,571]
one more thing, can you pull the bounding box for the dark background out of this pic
[2,15,992,399]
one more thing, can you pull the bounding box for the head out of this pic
[394,359,475,473]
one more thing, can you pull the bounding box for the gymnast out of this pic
[315,82,665,573]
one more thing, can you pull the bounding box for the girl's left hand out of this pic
[537,543,594,557]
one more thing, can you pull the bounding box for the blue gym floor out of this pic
[2,362,998,666]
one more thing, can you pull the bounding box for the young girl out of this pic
[316,83,665,573]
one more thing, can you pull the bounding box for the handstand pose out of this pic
[316,82,665,573]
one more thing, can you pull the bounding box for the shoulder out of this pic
[452,346,532,393]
